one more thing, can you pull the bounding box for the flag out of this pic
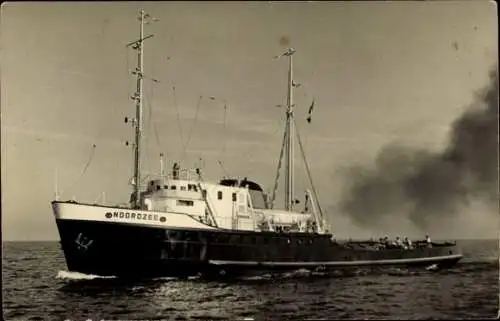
[306,98,315,123]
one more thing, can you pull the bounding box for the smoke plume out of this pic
[338,68,499,234]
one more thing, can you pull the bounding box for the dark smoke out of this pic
[338,68,499,230]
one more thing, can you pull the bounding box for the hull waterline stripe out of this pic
[208,254,463,267]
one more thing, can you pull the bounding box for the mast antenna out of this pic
[126,10,158,209]
[274,48,297,212]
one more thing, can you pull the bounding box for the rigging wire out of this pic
[60,143,97,196]
[182,95,203,160]
[293,116,325,224]
[231,112,285,182]
[148,92,161,149]
[143,74,162,177]
[142,49,155,175]
[59,86,126,197]
[126,45,130,80]
[222,102,227,164]
[58,59,132,197]
[217,159,229,178]
[269,116,288,209]
[171,83,186,154]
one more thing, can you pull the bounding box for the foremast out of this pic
[126,10,156,209]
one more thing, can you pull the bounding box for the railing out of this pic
[167,168,201,181]
[140,168,202,184]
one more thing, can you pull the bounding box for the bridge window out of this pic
[177,200,194,206]
[217,191,223,200]
[171,185,177,190]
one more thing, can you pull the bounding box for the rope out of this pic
[269,117,288,209]
[293,117,325,223]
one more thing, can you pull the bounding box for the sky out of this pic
[1,1,498,241]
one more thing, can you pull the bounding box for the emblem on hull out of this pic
[75,233,94,251]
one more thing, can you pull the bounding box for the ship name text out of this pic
[105,211,166,223]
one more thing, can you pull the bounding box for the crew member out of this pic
[426,234,432,248]
[404,236,412,249]
[172,162,180,180]
[383,235,390,247]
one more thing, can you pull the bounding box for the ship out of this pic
[52,10,463,279]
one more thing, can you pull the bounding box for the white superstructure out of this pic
[136,168,322,233]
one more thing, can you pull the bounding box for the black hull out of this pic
[56,219,462,279]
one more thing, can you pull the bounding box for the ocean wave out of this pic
[56,270,116,280]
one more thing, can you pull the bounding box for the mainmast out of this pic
[126,10,156,209]
[284,48,296,212]
[269,48,327,231]
[275,48,297,212]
